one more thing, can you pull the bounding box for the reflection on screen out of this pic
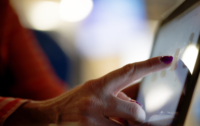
[182,44,198,74]
[137,2,200,126]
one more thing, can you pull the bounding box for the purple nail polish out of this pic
[135,101,143,107]
[160,56,173,64]
[130,100,143,107]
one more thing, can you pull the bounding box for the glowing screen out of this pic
[137,2,200,125]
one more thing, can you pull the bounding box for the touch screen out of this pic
[137,2,200,126]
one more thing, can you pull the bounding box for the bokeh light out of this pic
[59,0,94,22]
[28,1,61,31]
[76,0,151,65]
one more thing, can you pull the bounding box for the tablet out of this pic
[136,0,200,125]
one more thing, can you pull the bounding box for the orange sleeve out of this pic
[0,0,67,100]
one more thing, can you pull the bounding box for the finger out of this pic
[117,92,131,101]
[101,56,173,94]
[115,92,132,125]
[122,82,140,99]
[104,95,145,125]
[109,117,128,126]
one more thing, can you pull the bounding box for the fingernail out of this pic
[160,56,173,64]
[130,100,143,107]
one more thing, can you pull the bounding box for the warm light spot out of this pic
[145,86,173,113]
[28,1,60,31]
[182,44,199,74]
[59,0,93,22]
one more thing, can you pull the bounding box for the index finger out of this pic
[101,56,173,95]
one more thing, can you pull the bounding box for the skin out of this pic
[4,56,172,126]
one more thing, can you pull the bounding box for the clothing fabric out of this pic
[0,0,67,125]
[0,97,27,126]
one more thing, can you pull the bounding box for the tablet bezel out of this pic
[142,0,200,125]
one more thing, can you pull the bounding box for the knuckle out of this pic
[146,59,154,70]
[121,63,135,76]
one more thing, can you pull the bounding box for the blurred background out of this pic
[9,0,200,125]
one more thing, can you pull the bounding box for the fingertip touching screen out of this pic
[137,1,200,126]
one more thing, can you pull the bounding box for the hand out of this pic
[4,56,173,126]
